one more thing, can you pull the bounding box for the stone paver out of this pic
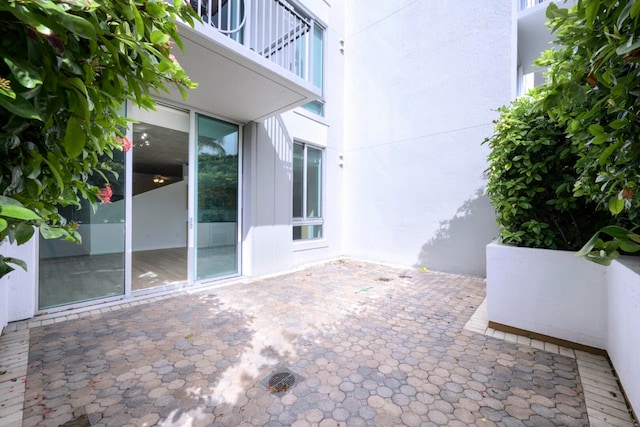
[0,259,636,425]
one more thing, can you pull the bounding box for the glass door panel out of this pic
[38,151,126,309]
[195,114,239,280]
[131,105,190,290]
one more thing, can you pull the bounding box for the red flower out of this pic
[117,136,132,152]
[98,184,113,204]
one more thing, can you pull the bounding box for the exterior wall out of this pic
[343,1,513,276]
[242,0,345,276]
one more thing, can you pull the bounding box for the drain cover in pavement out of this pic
[260,368,305,395]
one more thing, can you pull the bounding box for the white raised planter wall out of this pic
[486,241,608,349]
[0,238,37,334]
[608,257,640,418]
[486,241,640,415]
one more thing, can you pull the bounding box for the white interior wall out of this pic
[343,1,512,276]
[132,181,188,251]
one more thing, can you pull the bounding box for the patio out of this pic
[0,259,635,426]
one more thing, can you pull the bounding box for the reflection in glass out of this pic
[306,146,322,218]
[195,114,239,280]
[292,143,303,218]
[38,151,126,309]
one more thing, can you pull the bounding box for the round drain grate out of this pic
[267,371,296,393]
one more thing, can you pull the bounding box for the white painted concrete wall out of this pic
[242,0,345,276]
[486,242,609,349]
[343,1,512,276]
[0,237,37,331]
[608,258,640,415]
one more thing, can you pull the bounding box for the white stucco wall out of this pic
[608,258,640,415]
[242,0,345,276]
[343,1,513,276]
[0,237,37,331]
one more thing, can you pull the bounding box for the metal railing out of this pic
[519,0,547,11]
[190,0,313,82]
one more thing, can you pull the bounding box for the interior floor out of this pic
[38,246,236,310]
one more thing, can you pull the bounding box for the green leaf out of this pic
[42,154,65,191]
[0,93,41,120]
[0,218,7,232]
[616,37,640,55]
[132,4,145,40]
[619,240,640,253]
[4,257,27,271]
[0,196,23,207]
[615,0,635,28]
[56,12,96,40]
[600,225,634,239]
[0,258,15,278]
[63,116,86,158]
[146,2,166,19]
[150,29,170,45]
[598,141,620,165]
[631,0,640,18]
[0,204,40,220]
[589,124,605,136]
[584,251,617,266]
[607,196,624,214]
[609,119,627,129]
[585,0,600,28]
[576,231,601,257]
[628,233,640,244]
[4,57,43,89]
[15,223,35,245]
[39,223,66,239]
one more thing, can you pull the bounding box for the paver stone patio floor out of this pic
[4,260,629,426]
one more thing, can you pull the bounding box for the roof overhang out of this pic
[162,21,321,123]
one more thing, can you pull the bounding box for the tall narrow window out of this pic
[302,22,325,116]
[293,142,323,240]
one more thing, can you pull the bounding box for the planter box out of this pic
[487,241,640,414]
[486,241,608,350]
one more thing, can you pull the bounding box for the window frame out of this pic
[292,141,324,241]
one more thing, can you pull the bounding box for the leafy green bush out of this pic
[0,0,199,276]
[538,2,640,221]
[484,95,610,250]
[531,1,640,264]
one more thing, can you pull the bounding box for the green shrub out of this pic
[484,95,609,250]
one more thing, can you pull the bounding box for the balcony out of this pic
[167,0,322,123]
[517,0,577,94]
[518,0,548,11]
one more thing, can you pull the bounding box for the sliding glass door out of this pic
[195,114,239,280]
[38,151,125,309]
[130,105,190,291]
[38,106,240,311]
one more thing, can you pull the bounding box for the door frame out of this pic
[188,108,244,285]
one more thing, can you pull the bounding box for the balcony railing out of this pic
[190,0,314,82]
[519,0,547,11]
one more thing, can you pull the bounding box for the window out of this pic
[293,142,323,240]
[302,22,325,116]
